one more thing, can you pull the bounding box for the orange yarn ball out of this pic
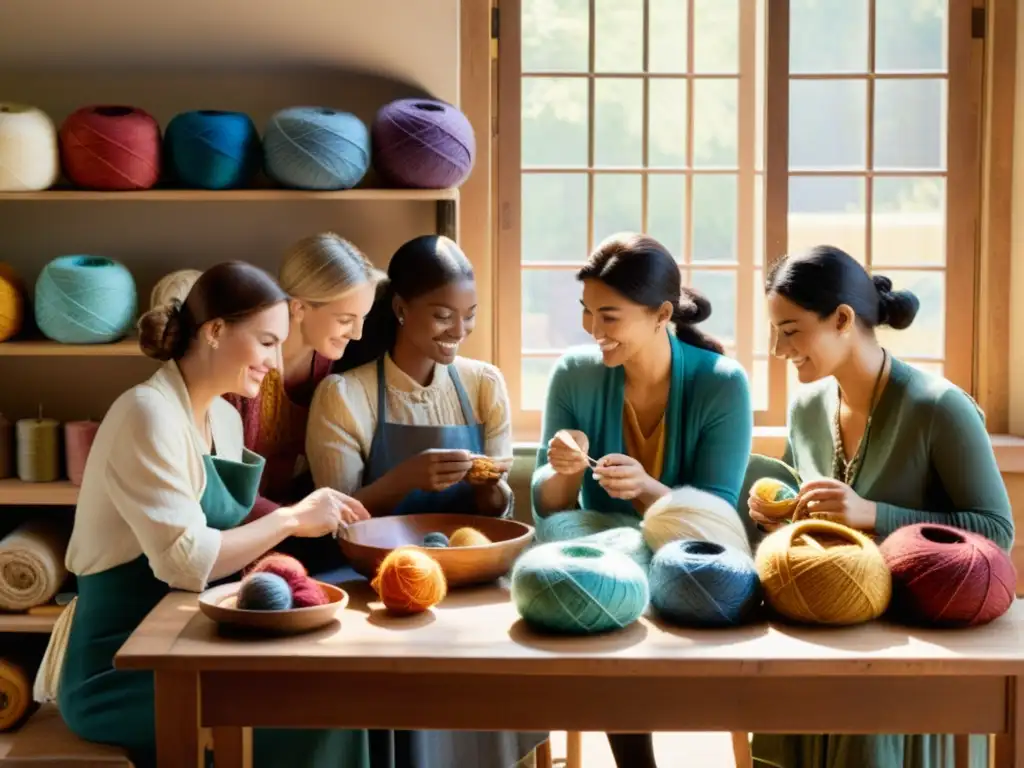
[371,546,447,615]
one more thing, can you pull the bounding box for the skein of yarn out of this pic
[237,572,293,611]
[150,268,202,310]
[880,523,1017,627]
[165,110,262,189]
[64,420,99,486]
[291,578,329,608]
[756,519,891,626]
[0,263,25,343]
[371,546,448,615]
[264,107,370,190]
[448,527,492,547]
[35,256,137,344]
[0,414,12,479]
[642,486,752,556]
[510,542,649,635]
[422,532,450,548]
[16,414,60,483]
[649,539,761,627]
[372,98,476,189]
[59,106,161,190]
[0,103,59,191]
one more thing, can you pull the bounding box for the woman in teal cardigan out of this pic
[531,232,754,768]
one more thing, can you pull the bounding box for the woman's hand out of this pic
[473,478,512,517]
[748,493,789,533]
[398,449,474,492]
[793,478,878,531]
[593,454,668,509]
[545,429,592,476]
[281,488,370,537]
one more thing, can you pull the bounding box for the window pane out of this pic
[594,173,643,245]
[789,176,866,263]
[876,0,947,73]
[693,79,738,168]
[790,0,868,74]
[753,358,769,412]
[690,270,737,346]
[522,174,589,263]
[649,0,688,73]
[522,0,590,73]
[789,80,867,170]
[874,79,946,171]
[874,270,944,359]
[522,78,588,167]
[522,269,592,350]
[872,177,945,267]
[693,0,738,74]
[595,78,644,167]
[595,0,642,72]
[754,268,768,355]
[522,357,559,412]
[692,174,737,263]
[647,175,687,261]
[648,79,688,168]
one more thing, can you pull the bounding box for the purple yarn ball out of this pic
[371,98,475,189]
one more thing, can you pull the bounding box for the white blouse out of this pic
[306,354,513,495]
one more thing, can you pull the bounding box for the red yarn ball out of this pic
[291,577,329,607]
[880,523,1017,627]
[249,553,307,589]
[59,105,161,190]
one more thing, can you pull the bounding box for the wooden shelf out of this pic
[0,479,78,506]
[0,188,459,202]
[0,611,62,633]
[0,339,143,357]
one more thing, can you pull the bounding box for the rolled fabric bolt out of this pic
[64,420,99,486]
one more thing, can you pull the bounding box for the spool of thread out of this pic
[370,546,448,615]
[0,414,12,479]
[150,268,202,310]
[448,527,492,547]
[0,263,25,343]
[510,542,649,635]
[0,658,31,732]
[880,523,1017,627]
[64,420,99,486]
[0,103,58,192]
[35,255,137,344]
[237,572,293,611]
[649,539,762,627]
[755,519,891,626]
[263,107,370,190]
[574,527,652,571]
[642,486,752,556]
[749,477,799,520]
[372,98,475,189]
[16,415,60,483]
[291,577,329,608]
[59,105,161,190]
[165,110,262,189]
[422,532,450,548]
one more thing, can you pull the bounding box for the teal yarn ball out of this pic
[164,110,261,190]
[649,539,762,627]
[533,508,640,544]
[263,107,370,190]
[35,255,137,344]
[422,531,450,548]
[511,542,649,635]
[237,572,293,611]
[575,527,652,571]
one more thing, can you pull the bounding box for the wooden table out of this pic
[115,578,1024,768]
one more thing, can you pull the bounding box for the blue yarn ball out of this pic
[649,539,762,627]
[237,572,293,611]
[422,531,450,548]
[35,255,137,344]
[263,107,370,190]
[511,541,649,635]
[164,110,261,190]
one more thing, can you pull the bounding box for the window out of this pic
[496,0,979,441]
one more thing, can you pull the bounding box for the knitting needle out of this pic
[555,429,599,469]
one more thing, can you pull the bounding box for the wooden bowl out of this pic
[339,513,534,588]
[198,579,348,634]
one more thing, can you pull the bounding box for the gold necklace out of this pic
[831,349,888,486]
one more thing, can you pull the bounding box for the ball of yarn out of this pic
[448,527,491,547]
[642,486,752,556]
[510,542,649,635]
[165,110,261,190]
[649,539,761,627]
[59,105,161,190]
[749,477,799,520]
[0,103,59,191]
[237,572,293,611]
[249,552,307,588]
[756,519,891,626]
[263,107,370,190]
[371,546,447,615]
[290,577,330,608]
[534,508,640,544]
[35,255,137,344]
[372,98,475,189]
[574,527,652,571]
[880,523,1017,627]
[422,531,450,548]
[150,268,202,310]
[0,263,25,342]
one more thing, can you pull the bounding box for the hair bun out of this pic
[674,286,712,325]
[872,273,920,331]
[872,274,893,296]
[137,300,187,361]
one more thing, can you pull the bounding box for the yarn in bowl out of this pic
[264,107,370,190]
[755,519,891,626]
[199,578,348,634]
[0,103,59,192]
[34,256,137,344]
[510,541,649,635]
[880,523,1017,627]
[642,486,752,556]
[372,98,475,189]
[165,110,261,190]
[59,105,161,190]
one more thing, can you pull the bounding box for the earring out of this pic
[208,338,219,350]
[398,316,405,326]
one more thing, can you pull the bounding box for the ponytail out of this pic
[672,286,724,354]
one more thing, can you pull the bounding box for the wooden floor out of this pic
[546,731,739,767]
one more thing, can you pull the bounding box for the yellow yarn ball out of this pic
[448,527,492,547]
[755,519,892,626]
[641,486,752,556]
[0,263,25,342]
[749,477,799,520]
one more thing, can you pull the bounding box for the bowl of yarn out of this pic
[371,546,448,615]
[749,477,799,520]
[880,523,1017,627]
[339,513,534,588]
[755,519,892,626]
[198,553,348,634]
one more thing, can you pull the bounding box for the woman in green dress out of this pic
[748,244,1014,768]
[53,262,372,768]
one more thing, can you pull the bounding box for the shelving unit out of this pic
[0,479,78,506]
[0,339,142,357]
[0,188,458,203]
[0,611,63,633]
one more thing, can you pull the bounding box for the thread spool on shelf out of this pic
[17,409,60,483]
[263,107,370,190]
[59,105,161,190]
[65,420,99,486]
[372,98,475,189]
[35,255,137,344]
[165,110,261,190]
[0,103,59,192]
[150,269,203,310]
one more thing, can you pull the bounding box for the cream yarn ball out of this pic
[642,485,752,556]
[0,104,59,192]
[150,269,202,310]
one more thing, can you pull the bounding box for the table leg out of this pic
[154,670,202,768]
[213,726,253,768]
[994,676,1024,768]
